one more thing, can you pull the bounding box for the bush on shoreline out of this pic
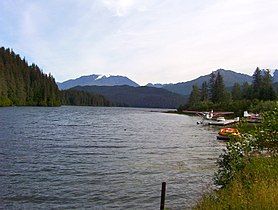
[195,103,278,209]
[195,156,278,209]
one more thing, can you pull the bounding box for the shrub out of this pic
[0,97,12,106]
[214,103,278,187]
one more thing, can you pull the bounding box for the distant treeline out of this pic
[71,85,186,108]
[182,68,277,115]
[60,89,112,106]
[0,47,112,107]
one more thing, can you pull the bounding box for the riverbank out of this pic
[195,155,278,209]
[194,105,278,209]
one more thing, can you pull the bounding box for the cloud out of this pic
[0,0,278,84]
[102,0,136,16]
[101,0,151,16]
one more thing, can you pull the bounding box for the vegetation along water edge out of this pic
[194,103,278,209]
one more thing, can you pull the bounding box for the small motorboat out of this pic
[217,127,240,140]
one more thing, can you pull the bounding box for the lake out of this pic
[0,106,225,209]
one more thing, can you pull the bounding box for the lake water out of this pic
[0,106,225,209]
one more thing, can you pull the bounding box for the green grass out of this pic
[195,156,278,209]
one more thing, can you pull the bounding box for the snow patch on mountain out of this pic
[58,74,139,90]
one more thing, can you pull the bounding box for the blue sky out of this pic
[0,0,278,85]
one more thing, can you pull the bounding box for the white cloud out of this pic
[101,0,152,16]
[102,0,136,16]
[1,0,278,84]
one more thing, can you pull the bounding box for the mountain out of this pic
[273,70,278,83]
[71,85,187,108]
[147,69,253,95]
[146,83,164,88]
[58,74,139,90]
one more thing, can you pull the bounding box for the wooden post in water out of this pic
[160,182,166,210]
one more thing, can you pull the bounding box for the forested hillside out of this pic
[60,89,112,106]
[72,85,186,108]
[0,47,60,106]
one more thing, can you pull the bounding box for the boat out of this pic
[243,111,262,123]
[217,127,240,140]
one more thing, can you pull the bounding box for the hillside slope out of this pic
[0,47,60,106]
[71,85,187,108]
[148,69,253,95]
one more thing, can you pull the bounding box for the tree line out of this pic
[0,47,112,107]
[0,47,61,106]
[60,89,112,106]
[183,68,277,115]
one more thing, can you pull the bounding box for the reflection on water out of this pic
[0,106,225,209]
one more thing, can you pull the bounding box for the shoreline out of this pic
[194,107,278,209]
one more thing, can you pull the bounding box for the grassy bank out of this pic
[195,156,278,209]
[194,104,278,209]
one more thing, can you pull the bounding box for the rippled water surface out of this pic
[0,106,225,209]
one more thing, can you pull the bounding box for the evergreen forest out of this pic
[60,89,112,106]
[0,47,60,106]
[0,47,111,107]
[183,67,277,115]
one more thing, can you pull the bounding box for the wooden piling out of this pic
[160,182,166,210]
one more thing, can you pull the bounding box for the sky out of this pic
[0,0,278,85]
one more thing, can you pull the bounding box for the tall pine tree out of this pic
[200,81,209,101]
[232,83,242,100]
[259,69,276,100]
[188,84,200,108]
[252,67,262,99]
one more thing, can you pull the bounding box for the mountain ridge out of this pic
[273,69,278,83]
[58,74,139,89]
[58,69,277,96]
[147,69,253,95]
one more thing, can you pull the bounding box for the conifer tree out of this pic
[209,72,216,101]
[232,83,242,100]
[214,72,226,102]
[188,84,200,108]
[242,82,252,99]
[210,71,226,103]
[200,81,209,101]
[252,67,262,99]
[259,69,276,100]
